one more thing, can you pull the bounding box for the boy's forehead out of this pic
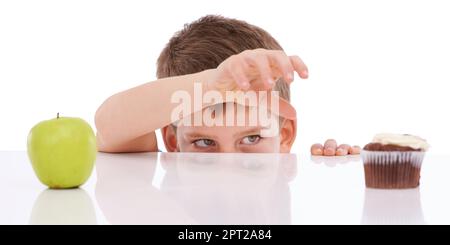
[174,102,278,127]
[179,123,268,136]
[178,123,280,140]
[175,103,281,137]
[172,90,296,127]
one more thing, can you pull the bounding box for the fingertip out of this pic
[338,144,351,151]
[336,148,349,156]
[323,147,336,156]
[285,72,294,82]
[349,145,361,155]
[264,78,275,90]
[324,139,337,147]
[311,143,324,156]
[241,81,250,90]
[311,149,323,156]
[301,70,309,78]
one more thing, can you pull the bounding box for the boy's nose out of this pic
[217,145,239,153]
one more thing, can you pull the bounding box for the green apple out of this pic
[27,113,97,189]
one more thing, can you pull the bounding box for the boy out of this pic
[95,15,356,154]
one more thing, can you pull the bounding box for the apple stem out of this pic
[57,112,59,119]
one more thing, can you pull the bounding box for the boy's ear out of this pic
[161,125,179,152]
[279,119,297,153]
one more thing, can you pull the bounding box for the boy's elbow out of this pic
[96,133,118,153]
[94,105,107,139]
[94,99,136,153]
[95,117,112,152]
[94,101,117,151]
[95,118,121,153]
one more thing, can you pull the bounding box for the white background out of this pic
[1,0,449,154]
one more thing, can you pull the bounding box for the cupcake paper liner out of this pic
[361,150,425,189]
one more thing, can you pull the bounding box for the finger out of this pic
[338,144,351,149]
[244,51,274,90]
[290,55,309,79]
[229,58,251,90]
[337,144,351,155]
[336,147,349,156]
[324,139,337,149]
[268,50,294,83]
[323,147,336,156]
[323,139,337,156]
[311,143,324,156]
[349,145,361,155]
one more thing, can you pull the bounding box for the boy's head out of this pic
[157,15,296,153]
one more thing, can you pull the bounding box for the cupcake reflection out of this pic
[361,188,426,225]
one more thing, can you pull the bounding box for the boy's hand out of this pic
[208,48,308,93]
[311,139,361,156]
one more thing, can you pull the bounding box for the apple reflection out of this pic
[29,188,97,225]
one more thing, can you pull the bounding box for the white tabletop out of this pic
[1,151,449,225]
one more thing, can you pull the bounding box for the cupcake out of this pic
[361,133,429,189]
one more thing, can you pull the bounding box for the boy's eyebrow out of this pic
[233,127,266,138]
[183,126,268,140]
[183,132,218,140]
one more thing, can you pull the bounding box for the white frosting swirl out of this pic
[372,133,429,151]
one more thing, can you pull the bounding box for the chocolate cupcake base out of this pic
[361,151,425,189]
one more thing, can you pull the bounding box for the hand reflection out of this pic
[95,153,298,224]
[29,188,97,225]
[310,154,361,167]
[361,188,426,225]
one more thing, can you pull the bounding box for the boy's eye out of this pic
[241,135,261,145]
[193,139,216,148]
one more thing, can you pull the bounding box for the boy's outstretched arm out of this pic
[95,49,308,153]
[95,69,215,153]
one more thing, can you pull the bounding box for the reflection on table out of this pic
[361,188,425,225]
[29,188,97,225]
[26,152,433,225]
[94,153,298,225]
[310,155,361,167]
